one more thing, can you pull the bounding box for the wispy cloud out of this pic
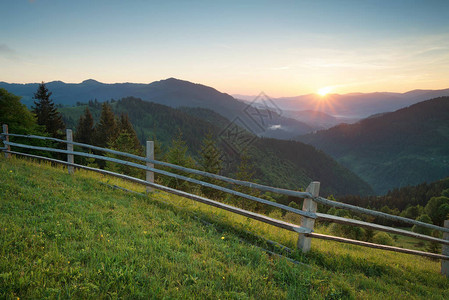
[0,44,19,61]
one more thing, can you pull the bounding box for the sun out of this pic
[317,86,333,96]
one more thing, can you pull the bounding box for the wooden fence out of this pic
[2,124,449,276]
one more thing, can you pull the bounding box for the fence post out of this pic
[297,181,320,253]
[146,141,154,193]
[442,220,449,277]
[2,124,11,159]
[66,129,74,174]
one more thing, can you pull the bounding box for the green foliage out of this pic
[372,232,394,246]
[199,132,224,199]
[288,201,299,209]
[0,88,36,132]
[400,205,423,220]
[106,132,144,178]
[328,222,366,241]
[230,151,261,211]
[32,82,65,138]
[74,107,94,145]
[160,132,197,192]
[424,196,449,226]
[95,103,118,148]
[411,214,433,235]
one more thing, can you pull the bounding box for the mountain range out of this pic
[0,79,315,139]
[297,96,449,194]
[59,97,373,196]
[236,88,449,120]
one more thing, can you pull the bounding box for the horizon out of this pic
[2,77,448,99]
[2,1,449,97]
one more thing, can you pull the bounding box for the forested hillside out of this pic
[60,97,373,196]
[298,97,449,194]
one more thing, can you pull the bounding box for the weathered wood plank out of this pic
[146,141,154,193]
[298,182,320,252]
[2,125,10,158]
[308,232,449,260]
[442,220,449,276]
[317,213,449,246]
[66,129,74,174]
[314,196,449,233]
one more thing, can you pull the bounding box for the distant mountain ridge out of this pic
[297,96,449,194]
[0,78,315,139]
[235,88,449,119]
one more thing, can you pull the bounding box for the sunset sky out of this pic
[1,0,449,97]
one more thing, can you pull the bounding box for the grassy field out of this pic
[1,156,448,299]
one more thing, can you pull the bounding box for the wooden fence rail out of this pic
[2,126,449,276]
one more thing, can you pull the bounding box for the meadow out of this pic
[1,156,448,299]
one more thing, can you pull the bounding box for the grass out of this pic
[1,155,449,299]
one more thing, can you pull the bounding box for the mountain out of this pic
[60,97,373,196]
[297,97,449,194]
[0,78,315,139]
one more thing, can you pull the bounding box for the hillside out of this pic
[59,97,373,196]
[298,97,449,194]
[1,156,448,298]
[0,78,315,138]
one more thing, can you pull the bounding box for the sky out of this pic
[1,0,449,97]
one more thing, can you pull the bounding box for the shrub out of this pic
[372,232,394,246]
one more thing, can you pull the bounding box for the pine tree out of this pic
[117,113,141,149]
[161,131,197,191]
[231,150,260,211]
[95,103,118,148]
[32,82,65,137]
[199,132,224,199]
[75,107,95,145]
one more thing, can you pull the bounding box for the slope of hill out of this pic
[0,78,315,138]
[60,97,373,196]
[297,97,449,194]
[1,155,448,298]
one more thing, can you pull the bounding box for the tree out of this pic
[424,196,449,226]
[106,131,144,178]
[199,132,224,199]
[161,132,197,191]
[230,151,260,211]
[0,88,36,133]
[75,107,95,145]
[32,82,65,137]
[411,214,433,235]
[117,113,141,150]
[95,103,118,148]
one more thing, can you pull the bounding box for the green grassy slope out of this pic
[1,156,448,299]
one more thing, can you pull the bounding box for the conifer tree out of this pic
[95,103,118,148]
[232,150,260,211]
[32,82,65,137]
[117,113,141,149]
[161,131,197,191]
[75,107,94,145]
[199,132,224,199]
